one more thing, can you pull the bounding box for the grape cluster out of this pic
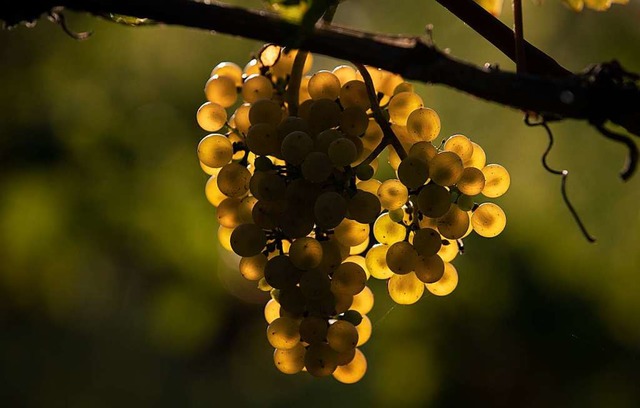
[195,44,509,383]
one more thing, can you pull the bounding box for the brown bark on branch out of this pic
[3,0,639,140]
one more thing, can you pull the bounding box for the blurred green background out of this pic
[1,0,639,406]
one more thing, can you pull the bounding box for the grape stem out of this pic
[353,62,408,160]
[286,50,309,117]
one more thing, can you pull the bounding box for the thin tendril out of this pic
[373,305,396,328]
[48,10,92,40]
[524,114,596,243]
[593,123,638,181]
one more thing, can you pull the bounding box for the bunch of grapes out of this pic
[195,44,509,383]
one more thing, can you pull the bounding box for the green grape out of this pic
[388,272,425,305]
[302,152,333,183]
[205,75,238,108]
[217,163,251,197]
[299,269,331,300]
[331,262,367,296]
[365,244,394,279]
[386,241,419,275]
[249,172,286,201]
[437,204,470,240]
[334,218,370,247]
[340,80,371,110]
[457,167,486,196]
[278,285,306,316]
[351,286,374,315]
[437,239,458,263]
[327,320,359,353]
[444,134,474,162]
[341,310,363,327]
[280,131,314,165]
[414,253,445,283]
[416,183,451,218]
[408,141,437,163]
[197,133,233,168]
[232,103,252,135]
[267,317,300,350]
[249,99,282,127]
[246,123,280,156]
[377,179,409,211]
[406,107,441,142]
[216,197,243,228]
[429,151,464,187]
[378,69,404,97]
[349,237,370,256]
[426,262,458,296]
[333,348,367,384]
[264,254,303,289]
[308,99,341,133]
[362,120,383,151]
[343,255,370,279]
[388,92,424,126]
[239,253,267,281]
[199,160,219,176]
[230,223,267,257]
[481,164,510,198]
[356,316,372,346]
[277,116,310,144]
[211,61,243,87]
[257,277,273,292]
[393,82,414,95]
[373,213,406,245]
[273,343,306,374]
[217,225,234,252]
[332,65,358,86]
[205,175,228,207]
[457,194,475,211]
[472,202,506,237]
[464,141,487,169]
[328,138,358,167]
[388,208,405,223]
[289,237,324,270]
[305,343,339,377]
[356,179,381,195]
[339,107,369,137]
[314,129,343,154]
[241,74,274,103]
[317,240,345,274]
[254,155,273,172]
[355,65,384,92]
[314,191,347,229]
[355,164,374,181]
[196,102,227,132]
[397,156,429,189]
[264,298,280,324]
[299,316,329,344]
[308,70,341,100]
[412,227,442,256]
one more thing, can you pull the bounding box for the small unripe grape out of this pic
[197,133,233,168]
[388,92,424,126]
[242,74,274,103]
[196,102,227,132]
[309,70,341,100]
[430,151,464,186]
[472,202,506,237]
[355,164,375,181]
[377,179,409,211]
[388,272,424,305]
[406,107,441,142]
[205,75,238,108]
[481,164,510,198]
[426,262,458,296]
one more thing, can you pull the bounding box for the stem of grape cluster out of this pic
[353,62,408,160]
[287,50,309,117]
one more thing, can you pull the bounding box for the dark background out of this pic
[1,0,639,406]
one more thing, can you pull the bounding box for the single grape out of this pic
[412,227,442,256]
[444,134,474,162]
[216,197,243,228]
[339,107,369,137]
[437,204,471,240]
[289,237,324,270]
[472,202,506,237]
[331,262,367,296]
[211,61,243,87]
[217,163,251,197]
[273,343,306,374]
[267,317,300,350]
[414,253,445,283]
[429,151,464,186]
[386,241,419,275]
[239,253,267,281]
[281,130,314,165]
[416,183,451,218]
[332,65,358,85]
[387,272,425,305]
[241,74,274,103]
[457,167,486,196]
[365,244,394,279]
[249,99,282,127]
[481,164,510,198]
[308,70,341,100]
[334,219,370,247]
[305,343,339,377]
[373,213,406,245]
[397,156,429,189]
[328,138,358,167]
[426,262,458,296]
[196,102,227,132]
[327,320,359,353]
[406,107,441,142]
[340,80,371,110]
[197,133,233,168]
[204,75,237,108]
[246,123,280,156]
[377,179,409,211]
[230,223,266,257]
[332,348,367,384]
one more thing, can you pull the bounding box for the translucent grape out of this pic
[426,262,458,296]
[252,199,284,229]
[196,102,227,132]
[429,151,464,186]
[327,320,359,353]
[258,44,281,67]
[437,204,471,240]
[299,316,329,344]
[217,225,233,252]
[211,61,243,87]
[340,80,371,110]
[243,59,260,76]
[414,254,445,283]
[328,138,358,167]
[271,49,313,78]
[457,167,486,196]
[217,163,251,197]
[386,241,419,275]
[472,202,506,237]
[388,92,424,126]
[242,74,274,103]
[331,262,367,296]
[302,152,333,183]
[232,103,252,135]
[388,272,425,305]
[357,179,381,195]
[416,183,451,218]
[373,213,406,245]
[289,237,324,270]
[205,175,228,207]
[264,298,280,324]
[378,70,404,96]
[377,179,409,211]
[274,343,306,374]
[239,253,267,281]
[362,120,383,151]
[305,343,339,377]
[205,75,237,108]
[249,99,282,127]
[349,237,370,256]
[412,227,441,256]
[332,65,357,86]
[267,317,300,350]
[246,123,279,156]
[397,156,429,189]
[393,82,414,95]
[230,223,266,257]
[481,164,510,198]
[281,130,314,165]
[333,348,367,384]
[351,286,374,315]
[216,197,242,228]
[406,108,441,142]
[197,133,233,168]
[333,219,370,247]
[347,190,381,224]
[308,70,341,100]
[365,244,394,279]
[444,134,474,162]
[464,141,486,169]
